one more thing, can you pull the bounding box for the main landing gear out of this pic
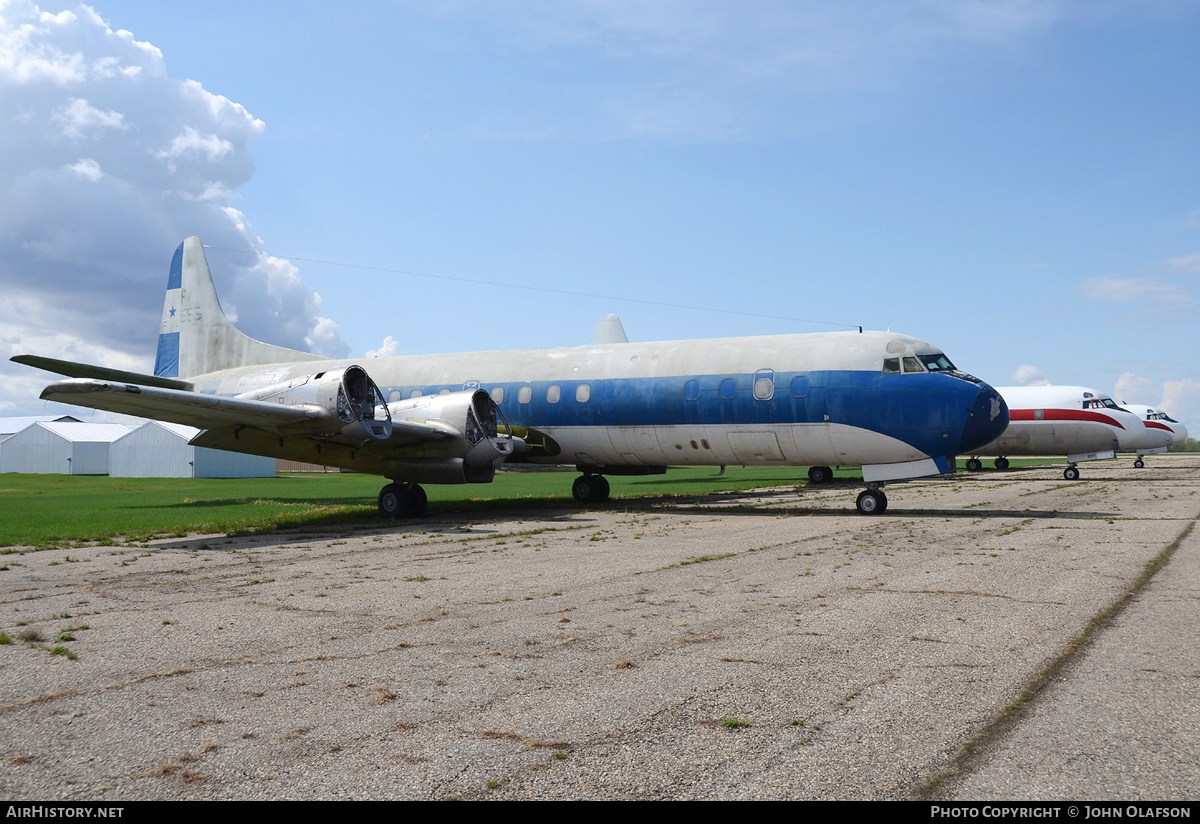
[807,465,834,485]
[572,474,611,504]
[378,482,428,519]
[964,457,1009,472]
[855,487,888,515]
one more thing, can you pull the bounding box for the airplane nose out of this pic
[960,383,1009,454]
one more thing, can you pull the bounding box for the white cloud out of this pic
[50,96,127,138]
[1077,275,1189,305]
[0,1,347,415]
[1163,253,1200,273]
[155,126,235,171]
[1009,364,1049,386]
[1161,378,1200,417]
[64,156,102,180]
[1113,371,1152,404]
[366,336,403,359]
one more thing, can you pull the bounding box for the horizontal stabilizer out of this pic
[12,355,192,391]
[39,378,331,431]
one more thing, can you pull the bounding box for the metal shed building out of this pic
[0,421,131,475]
[109,421,275,478]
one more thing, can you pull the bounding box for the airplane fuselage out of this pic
[189,330,1007,480]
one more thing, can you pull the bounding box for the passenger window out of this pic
[790,376,810,397]
[902,357,923,373]
[684,380,700,401]
[575,384,590,403]
[719,379,736,399]
[1034,409,1044,420]
[490,386,505,404]
[518,385,532,404]
[547,385,561,403]
[437,388,450,395]
[388,390,402,403]
[882,358,900,375]
[408,389,422,399]
[753,370,774,401]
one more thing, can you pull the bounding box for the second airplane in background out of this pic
[1116,403,1189,467]
[964,385,1173,479]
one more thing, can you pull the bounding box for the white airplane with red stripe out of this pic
[1116,403,1189,467]
[963,385,1171,480]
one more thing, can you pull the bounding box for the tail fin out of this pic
[154,237,318,379]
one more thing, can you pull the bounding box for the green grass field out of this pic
[0,466,837,547]
[0,459,1060,548]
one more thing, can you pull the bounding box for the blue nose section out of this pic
[960,384,1009,454]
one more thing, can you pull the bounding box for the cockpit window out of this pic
[902,357,923,373]
[918,354,956,372]
[882,358,900,375]
[1084,398,1122,410]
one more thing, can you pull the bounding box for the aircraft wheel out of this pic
[995,457,1010,470]
[378,483,426,518]
[592,475,611,502]
[573,475,610,504]
[965,458,983,472]
[1063,467,1080,481]
[808,465,833,484]
[856,489,887,515]
[409,484,428,517]
[378,483,405,519]
[1134,459,1145,469]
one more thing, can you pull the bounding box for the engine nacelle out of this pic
[383,389,520,484]
[235,364,392,442]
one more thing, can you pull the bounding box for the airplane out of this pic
[13,237,1010,516]
[1116,403,1189,467]
[962,385,1172,479]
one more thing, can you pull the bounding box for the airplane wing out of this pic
[37,370,517,482]
[39,378,332,432]
[12,355,192,391]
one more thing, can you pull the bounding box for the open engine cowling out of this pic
[234,364,392,442]
[382,389,521,484]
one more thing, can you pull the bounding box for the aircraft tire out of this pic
[995,457,1010,470]
[856,489,886,515]
[1064,467,1080,481]
[378,483,404,518]
[592,475,611,502]
[378,483,426,518]
[1134,459,1145,468]
[965,458,983,472]
[808,465,833,484]
[409,484,428,516]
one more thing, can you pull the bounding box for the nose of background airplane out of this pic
[960,383,1009,454]
[1173,422,1189,445]
[1121,415,1172,450]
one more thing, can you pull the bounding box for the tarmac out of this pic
[1,455,1197,800]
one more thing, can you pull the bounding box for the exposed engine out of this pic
[234,364,392,442]
[383,388,521,484]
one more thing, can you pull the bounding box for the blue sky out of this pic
[2,0,1199,432]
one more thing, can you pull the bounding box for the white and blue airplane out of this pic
[14,237,1009,516]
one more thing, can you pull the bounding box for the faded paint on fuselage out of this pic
[188,330,1004,472]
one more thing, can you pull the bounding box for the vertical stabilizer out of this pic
[154,238,318,379]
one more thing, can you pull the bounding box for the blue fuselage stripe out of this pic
[379,370,979,457]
